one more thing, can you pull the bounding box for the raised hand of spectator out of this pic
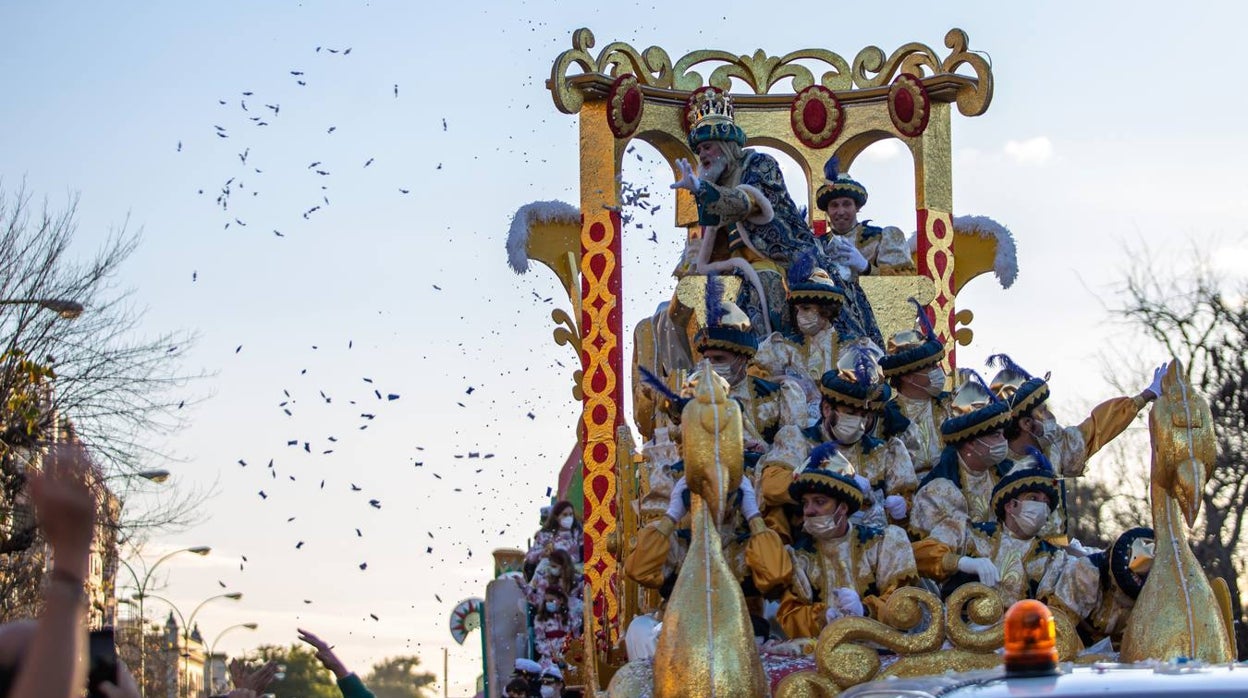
[29,441,96,579]
[228,658,278,691]
[98,659,142,698]
[298,628,350,679]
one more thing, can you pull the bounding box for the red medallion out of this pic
[790,85,844,148]
[607,74,644,139]
[888,74,930,138]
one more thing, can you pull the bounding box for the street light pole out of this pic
[145,591,243,698]
[117,546,212,698]
[207,623,258,693]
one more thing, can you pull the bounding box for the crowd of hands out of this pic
[0,440,361,698]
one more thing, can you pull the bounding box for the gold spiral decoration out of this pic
[944,582,1005,651]
[549,28,993,114]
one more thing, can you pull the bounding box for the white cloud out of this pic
[1003,137,1053,165]
[861,139,903,162]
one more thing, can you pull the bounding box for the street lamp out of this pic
[207,623,258,693]
[144,591,243,698]
[0,298,85,319]
[117,546,212,698]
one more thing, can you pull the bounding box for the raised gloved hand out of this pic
[1143,363,1168,400]
[835,237,869,273]
[883,494,908,521]
[834,587,864,617]
[738,477,761,521]
[670,158,702,193]
[957,556,1000,587]
[666,477,689,523]
[1065,537,1102,558]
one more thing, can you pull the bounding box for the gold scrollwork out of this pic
[550,28,993,115]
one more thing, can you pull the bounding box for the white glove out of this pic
[824,605,842,626]
[958,556,999,587]
[853,475,872,497]
[883,494,907,521]
[836,237,869,273]
[670,158,702,193]
[1144,363,1167,399]
[1066,537,1102,558]
[834,587,864,617]
[666,477,689,523]
[738,477,761,521]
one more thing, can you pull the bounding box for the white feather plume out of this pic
[505,200,581,275]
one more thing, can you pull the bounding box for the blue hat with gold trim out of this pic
[786,251,845,307]
[686,89,747,150]
[880,298,946,378]
[991,460,1059,522]
[693,274,757,357]
[940,368,1012,445]
[986,354,1050,419]
[815,155,868,210]
[819,339,887,411]
[789,442,865,514]
[1105,526,1154,600]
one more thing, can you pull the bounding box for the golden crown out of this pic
[688,89,737,129]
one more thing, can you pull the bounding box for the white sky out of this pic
[3,2,1247,694]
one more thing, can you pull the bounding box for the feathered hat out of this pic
[986,354,1050,419]
[991,459,1059,523]
[789,442,865,513]
[880,298,947,378]
[686,89,747,150]
[815,155,868,210]
[693,274,757,357]
[786,250,845,307]
[819,339,888,412]
[940,368,1012,445]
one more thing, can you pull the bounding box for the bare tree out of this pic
[1094,244,1248,657]
[0,184,205,617]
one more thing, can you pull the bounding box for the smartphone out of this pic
[86,628,118,698]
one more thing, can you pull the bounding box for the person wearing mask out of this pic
[527,550,582,634]
[776,443,918,639]
[880,299,952,481]
[539,666,565,698]
[986,354,1166,542]
[754,257,846,421]
[805,342,916,529]
[533,589,572,668]
[909,370,1014,551]
[526,500,583,566]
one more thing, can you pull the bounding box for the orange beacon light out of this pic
[1003,600,1059,677]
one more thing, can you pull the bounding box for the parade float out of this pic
[478,28,1240,697]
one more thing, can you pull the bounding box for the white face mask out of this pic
[545,601,560,613]
[711,360,744,385]
[547,566,562,577]
[831,413,866,445]
[924,367,946,396]
[795,307,828,337]
[976,437,1009,466]
[804,514,844,539]
[541,686,557,698]
[1012,500,1050,537]
[1030,417,1059,447]
[559,515,575,530]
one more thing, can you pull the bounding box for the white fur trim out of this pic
[953,215,1018,289]
[505,200,581,274]
[736,184,775,225]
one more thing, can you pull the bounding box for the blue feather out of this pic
[639,365,682,404]
[853,349,874,386]
[985,353,1032,380]
[908,297,936,339]
[787,250,817,287]
[705,274,726,327]
[958,367,1002,403]
[1024,445,1055,473]
[806,441,841,471]
[823,155,840,183]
